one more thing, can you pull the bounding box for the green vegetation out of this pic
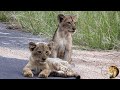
[0,11,9,22]
[0,11,120,50]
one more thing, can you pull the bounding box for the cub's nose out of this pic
[42,58,46,61]
[72,27,76,30]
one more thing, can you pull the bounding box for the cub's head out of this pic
[29,42,53,63]
[58,14,77,33]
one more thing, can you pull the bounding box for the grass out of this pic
[0,11,120,50]
[0,11,9,22]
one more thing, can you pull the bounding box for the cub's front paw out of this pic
[23,71,33,78]
[38,73,48,78]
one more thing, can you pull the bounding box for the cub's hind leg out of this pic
[50,70,80,79]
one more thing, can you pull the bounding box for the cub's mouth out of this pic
[39,61,46,64]
[36,59,46,64]
[41,60,46,62]
[68,30,76,33]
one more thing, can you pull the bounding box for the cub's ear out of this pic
[72,15,77,22]
[48,41,54,51]
[58,14,65,23]
[29,42,36,51]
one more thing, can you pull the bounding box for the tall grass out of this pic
[0,11,9,22]
[0,11,120,50]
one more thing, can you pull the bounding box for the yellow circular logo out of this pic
[101,63,119,79]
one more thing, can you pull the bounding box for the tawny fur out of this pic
[49,14,77,63]
[23,42,80,78]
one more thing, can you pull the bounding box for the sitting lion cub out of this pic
[23,42,80,79]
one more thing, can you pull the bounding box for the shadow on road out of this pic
[0,56,76,79]
[0,56,28,79]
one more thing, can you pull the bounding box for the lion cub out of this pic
[50,14,77,63]
[23,42,80,79]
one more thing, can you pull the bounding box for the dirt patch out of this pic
[72,50,120,79]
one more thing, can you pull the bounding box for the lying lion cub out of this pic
[23,42,80,79]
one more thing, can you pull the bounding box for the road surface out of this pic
[0,23,76,79]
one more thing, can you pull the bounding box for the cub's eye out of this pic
[67,22,71,24]
[38,51,42,54]
[46,51,49,54]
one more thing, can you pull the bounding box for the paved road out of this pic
[0,23,76,79]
